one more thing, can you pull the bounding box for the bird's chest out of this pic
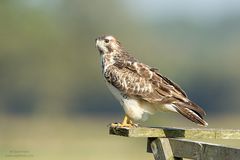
[105,82,150,121]
[100,54,115,73]
[105,82,126,105]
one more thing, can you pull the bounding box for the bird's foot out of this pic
[108,115,139,128]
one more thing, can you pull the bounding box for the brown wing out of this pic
[113,59,187,103]
[150,68,187,97]
[106,59,206,118]
[104,64,164,102]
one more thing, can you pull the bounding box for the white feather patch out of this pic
[106,82,155,122]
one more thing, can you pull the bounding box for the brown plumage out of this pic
[96,35,208,127]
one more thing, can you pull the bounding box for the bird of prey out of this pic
[95,35,208,127]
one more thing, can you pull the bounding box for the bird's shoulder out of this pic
[114,55,187,92]
[112,54,188,99]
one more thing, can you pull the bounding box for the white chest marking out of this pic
[100,53,115,73]
[105,82,155,121]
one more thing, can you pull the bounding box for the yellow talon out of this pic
[110,115,138,128]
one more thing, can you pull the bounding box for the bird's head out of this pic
[95,35,121,55]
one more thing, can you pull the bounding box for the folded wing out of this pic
[104,56,207,126]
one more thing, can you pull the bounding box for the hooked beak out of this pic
[95,37,99,46]
[95,37,104,54]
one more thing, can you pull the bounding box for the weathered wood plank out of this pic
[109,126,240,139]
[148,138,240,160]
[149,138,183,160]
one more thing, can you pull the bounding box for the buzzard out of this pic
[95,35,208,127]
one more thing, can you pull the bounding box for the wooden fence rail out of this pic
[109,126,240,160]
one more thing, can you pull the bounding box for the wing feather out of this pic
[105,57,206,118]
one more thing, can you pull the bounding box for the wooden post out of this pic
[149,138,240,160]
[109,126,240,160]
[149,138,183,160]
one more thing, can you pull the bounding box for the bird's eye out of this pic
[104,39,109,43]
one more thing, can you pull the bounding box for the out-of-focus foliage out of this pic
[0,0,240,115]
[1,1,240,160]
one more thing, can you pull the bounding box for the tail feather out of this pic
[174,100,206,117]
[173,102,208,127]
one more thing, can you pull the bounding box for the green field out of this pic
[1,114,240,160]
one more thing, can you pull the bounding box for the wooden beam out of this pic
[149,138,183,160]
[109,126,240,139]
[148,138,240,160]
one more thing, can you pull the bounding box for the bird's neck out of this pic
[100,52,116,73]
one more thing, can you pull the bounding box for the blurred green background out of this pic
[1,0,240,159]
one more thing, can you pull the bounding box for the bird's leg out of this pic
[118,115,134,127]
[110,115,137,128]
[121,115,128,126]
